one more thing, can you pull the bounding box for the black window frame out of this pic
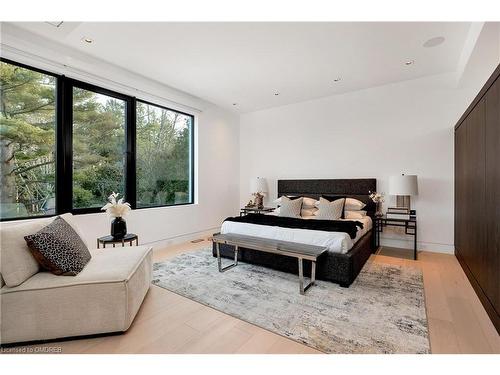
[0,57,195,221]
[135,98,195,210]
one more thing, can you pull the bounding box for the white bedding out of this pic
[220,216,372,254]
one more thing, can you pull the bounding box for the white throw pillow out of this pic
[273,196,295,204]
[59,213,90,249]
[302,197,318,209]
[345,210,367,219]
[301,207,318,217]
[344,198,366,211]
[0,217,53,287]
[278,196,303,218]
[315,197,345,220]
[274,196,318,209]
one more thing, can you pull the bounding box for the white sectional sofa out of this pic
[0,213,153,345]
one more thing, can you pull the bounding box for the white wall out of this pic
[0,24,240,249]
[239,70,495,254]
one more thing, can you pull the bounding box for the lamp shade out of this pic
[389,174,418,196]
[250,177,268,194]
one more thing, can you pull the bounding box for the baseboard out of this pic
[380,237,455,254]
[455,249,500,334]
[143,227,219,250]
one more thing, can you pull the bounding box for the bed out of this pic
[212,178,377,287]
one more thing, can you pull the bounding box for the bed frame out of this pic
[212,178,377,287]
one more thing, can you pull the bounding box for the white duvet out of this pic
[220,216,372,254]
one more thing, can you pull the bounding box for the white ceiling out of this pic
[11,22,472,113]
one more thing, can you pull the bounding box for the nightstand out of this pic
[97,233,139,248]
[240,207,275,216]
[374,215,418,260]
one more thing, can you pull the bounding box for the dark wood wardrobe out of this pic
[455,64,500,334]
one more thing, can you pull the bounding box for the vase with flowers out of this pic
[369,191,385,217]
[101,192,131,239]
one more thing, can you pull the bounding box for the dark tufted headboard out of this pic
[277,178,377,216]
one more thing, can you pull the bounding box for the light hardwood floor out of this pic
[14,241,500,354]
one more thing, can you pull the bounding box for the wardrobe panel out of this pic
[484,77,500,312]
[465,99,486,287]
[455,122,468,258]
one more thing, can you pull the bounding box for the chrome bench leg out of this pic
[216,242,238,272]
[298,258,316,295]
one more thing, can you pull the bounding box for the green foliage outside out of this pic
[0,61,192,219]
[0,62,56,218]
[136,101,191,207]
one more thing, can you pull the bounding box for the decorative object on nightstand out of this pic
[369,191,385,217]
[101,192,131,239]
[389,174,418,209]
[245,199,255,208]
[250,177,268,209]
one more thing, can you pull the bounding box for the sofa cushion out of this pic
[0,217,53,287]
[0,246,153,344]
[59,213,90,249]
[24,217,91,276]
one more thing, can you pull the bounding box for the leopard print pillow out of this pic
[24,217,91,276]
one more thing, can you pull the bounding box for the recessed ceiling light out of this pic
[82,37,94,44]
[232,103,237,106]
[405,60,415,66]
[333,77,342,82]
[274,92,280,96]
[423,36,445,48]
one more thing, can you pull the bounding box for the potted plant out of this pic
[101,192,131,239]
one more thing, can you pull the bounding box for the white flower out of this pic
[369,191,385,203]
[101,192,131,218]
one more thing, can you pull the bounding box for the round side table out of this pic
[97,233,139,248]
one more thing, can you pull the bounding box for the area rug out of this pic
[152,248,430,354]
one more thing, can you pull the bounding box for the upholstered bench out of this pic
[0,214,152,345]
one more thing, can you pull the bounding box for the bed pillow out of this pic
[24,217,92,276]
[273,195,296,204]
[278,196,303,218]
[345,210,367,219]
[344,198,366,211]
[274,196,317,208]
[301,207,318,217]
[301,197,318,209]
[315,197,345,220]
[319,195,347,218]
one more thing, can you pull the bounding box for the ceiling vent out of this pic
[45,21,64,28]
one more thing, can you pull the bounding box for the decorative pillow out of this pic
[315,197,345,220]
[301,207,318,217]
[345,198,366,211]
[302,197,318,209]
[0,217,53,287]
[24,217,92,276]
[319,195,347,218]
[345,210,367,219]
[278,196,303,218]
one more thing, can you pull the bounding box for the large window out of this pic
[136,101,193,207]
[72,87,126,209]
[0,61,57,219]
[0,58,195,221]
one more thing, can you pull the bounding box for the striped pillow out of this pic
[315,197,345,220]
[278,196,303,218]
